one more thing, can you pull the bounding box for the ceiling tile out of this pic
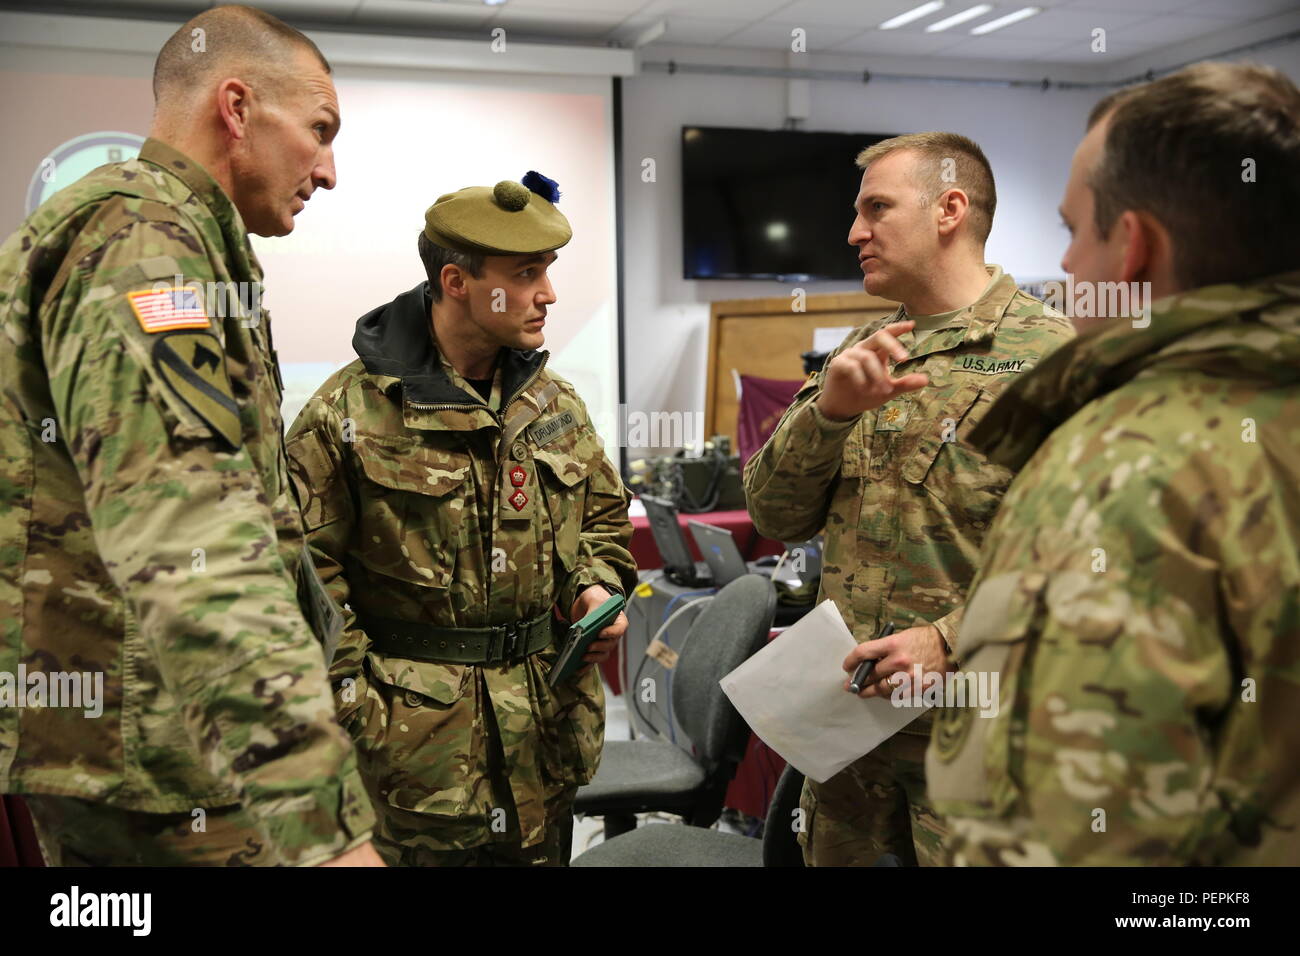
[357,0,495,29]
[829,29,968,55]
[656,16,756,45]
[489,5,630,33]
[952,5,1155,40]
[627,0,793,17]
[1182,0,1300,17]
[768,0,923,29]
[1110,13,1253,45]
[718,20,864,51]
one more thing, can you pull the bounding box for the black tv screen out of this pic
[682,125,895,281]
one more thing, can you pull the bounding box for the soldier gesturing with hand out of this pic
[816,319,930,422]
[744,132,1074,867]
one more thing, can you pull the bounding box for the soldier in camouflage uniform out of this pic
[928,63,1300,865]
[744,133,1074,866]
[0,7,381,866]
[286,174,638,866]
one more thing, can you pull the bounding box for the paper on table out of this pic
[719,599,930,783]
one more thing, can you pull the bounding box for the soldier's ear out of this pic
[935,187,970,239]
[440,263,471,302]
[1116,209,1161,287]
[216,77,254,141]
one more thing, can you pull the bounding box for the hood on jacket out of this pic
[351,280,546,407]
[972,270,1300,470]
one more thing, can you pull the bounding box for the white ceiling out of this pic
[6,0,1298,64]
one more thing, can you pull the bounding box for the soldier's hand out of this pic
[816,320,929,421]
[569,585,629,675]
[318,841,387,866]
[842,624,950,699]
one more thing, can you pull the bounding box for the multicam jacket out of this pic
[0,138,373,865]
[927,271,1300,865]
[286,281,637,851]
[744,268,1074,738]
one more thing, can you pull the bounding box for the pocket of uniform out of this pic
[354,650,480,817]
[534,439,594,563]
[531,646,605,787]
[351,434,470,589]
[286,429,343,532]
[925,570,1040,814]
[901,384,1010,529]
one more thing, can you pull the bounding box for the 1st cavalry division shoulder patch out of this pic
[152,332,242,450]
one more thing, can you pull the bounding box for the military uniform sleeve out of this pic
[556,395,638,616]
[931,603,964,656]
[742,373,858,543]
[44,217,372,865]
[286,396,372,728]
[925,469,1233,866]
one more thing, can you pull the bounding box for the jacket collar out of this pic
[352,281,547,408]
[895,266,1020,365]
[971,270,1300,470]
[136,138,260,278]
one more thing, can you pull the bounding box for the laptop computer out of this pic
[642,496,712,587]
[687,520,752,588]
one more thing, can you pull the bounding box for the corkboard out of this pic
[706,291,898,443]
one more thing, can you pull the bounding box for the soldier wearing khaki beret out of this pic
[286,172,637,865]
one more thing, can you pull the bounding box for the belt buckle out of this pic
[503,622,521,663]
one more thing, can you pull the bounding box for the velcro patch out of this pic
[528,409,579,446]
[126,286,211,334]
[953,356,1027,376]
[152,332,242,449]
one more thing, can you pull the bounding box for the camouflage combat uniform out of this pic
[286,281,637,866]
[0,139,374,865]
[927,272,1300,866]
[743,267,1074,866]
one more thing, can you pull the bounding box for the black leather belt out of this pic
[362,609,555,665]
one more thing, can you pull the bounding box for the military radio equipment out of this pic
[627,435,745,513]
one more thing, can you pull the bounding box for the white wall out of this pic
[619,33,1300,457]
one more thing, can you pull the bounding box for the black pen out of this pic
[849,622,895,694]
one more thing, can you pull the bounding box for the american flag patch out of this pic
[125,287,211,334]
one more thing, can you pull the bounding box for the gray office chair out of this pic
[572,764,806,867]
[574,573,776,838]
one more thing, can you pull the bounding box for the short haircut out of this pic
[1085,62,1300,289]
[152,4,331,106]
[418,232,485,303]
[856,132,997,244]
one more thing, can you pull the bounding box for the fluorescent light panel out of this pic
[879,1,945,30]
[970,6,1041,35]
[925,4,992,32]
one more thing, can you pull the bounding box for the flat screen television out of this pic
[682,125,895,281]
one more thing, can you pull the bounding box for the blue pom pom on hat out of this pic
[522,170,561,204]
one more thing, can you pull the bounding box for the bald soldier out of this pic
[287,173,638,866]
[0,5,382,866]
[744,133,1074,866]
[928,63,1300,865]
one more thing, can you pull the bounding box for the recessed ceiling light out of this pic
[970,7,1041,35]
[926,4,992,32]
[483,0,509,7]
[879,2,946,31]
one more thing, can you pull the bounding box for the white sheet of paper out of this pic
[719,599,930,783]
[812,326,854,354]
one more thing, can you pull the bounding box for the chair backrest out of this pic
[671,574,775,771]
[762,764,806,867]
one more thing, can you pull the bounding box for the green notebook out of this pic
[548,594,625,687]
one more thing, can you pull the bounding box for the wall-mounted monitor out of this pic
[682,125,896,281]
